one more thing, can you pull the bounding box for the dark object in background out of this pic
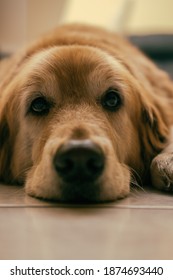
[129,34,173,79]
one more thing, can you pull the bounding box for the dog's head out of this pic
[0,33,171,202]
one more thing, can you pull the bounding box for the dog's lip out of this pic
[60,174,101,184]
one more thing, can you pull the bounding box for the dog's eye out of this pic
[101,89,122,111]
[30,97,50,115]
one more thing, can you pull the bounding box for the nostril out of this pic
[87,156,104,174]
[53,140,105,182]
[55,158,74,174]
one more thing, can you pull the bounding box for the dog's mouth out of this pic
[59,181,102,203]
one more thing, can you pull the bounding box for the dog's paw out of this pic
[150,153,173,192]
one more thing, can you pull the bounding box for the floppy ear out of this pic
[122,45,173,177]
[0,51,26,183]
[0,98,16,183]
[139,95,170,177]
[0,110,12,182]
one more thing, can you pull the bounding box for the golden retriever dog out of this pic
[1,24,173,203]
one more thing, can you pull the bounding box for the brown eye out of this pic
[101,89,122,111]
[30,97,50,115]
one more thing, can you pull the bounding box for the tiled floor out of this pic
[0,183,173,260]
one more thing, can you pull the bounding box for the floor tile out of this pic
[0,207,173,259]
[1,183,173,260]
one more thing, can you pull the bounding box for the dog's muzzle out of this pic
[53,139,105,183]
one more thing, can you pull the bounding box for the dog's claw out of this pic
[150,153,173,192]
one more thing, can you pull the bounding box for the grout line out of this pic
[0,204,173,210]
[113,205,173,210]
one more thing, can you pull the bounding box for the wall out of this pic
[0,0,66,52]
[1,0,173,53]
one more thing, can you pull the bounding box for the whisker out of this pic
[13,166,31,183]
[129,167,146,193]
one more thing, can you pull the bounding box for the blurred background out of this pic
[1,0,173,53]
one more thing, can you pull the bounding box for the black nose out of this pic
[53,140,105,183]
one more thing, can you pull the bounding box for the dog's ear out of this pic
[0,52,25,183]
[0,104,14,182]
[124,50,173,175]
[139,95,170,173]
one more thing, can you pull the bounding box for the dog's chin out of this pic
[25,162,131,203]
[25,180,130,204]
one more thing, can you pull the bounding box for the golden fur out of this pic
[1,24,173,202]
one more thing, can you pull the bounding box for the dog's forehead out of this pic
[21,45,129,101]
[30,45,122,69]
[26,45,125,83]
